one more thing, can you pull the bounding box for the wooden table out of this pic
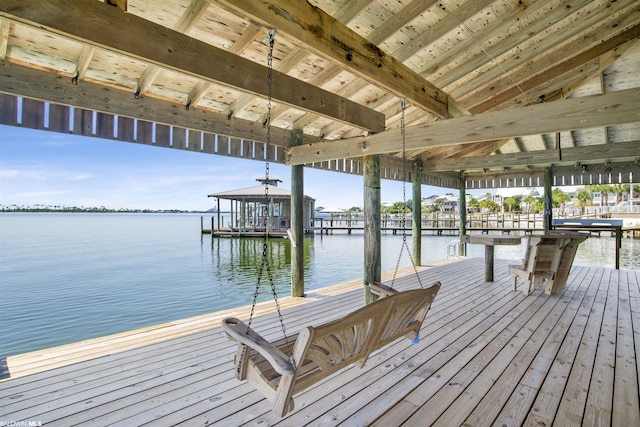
[553,219,622,269]
[461,234,522,282]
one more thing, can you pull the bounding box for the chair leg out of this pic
[524,273,534,296]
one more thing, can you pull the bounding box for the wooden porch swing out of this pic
[221,30,441,417]
[222,282,440,416]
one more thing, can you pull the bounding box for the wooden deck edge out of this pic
[2,263,444,381]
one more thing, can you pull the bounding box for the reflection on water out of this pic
[0,213,638,357]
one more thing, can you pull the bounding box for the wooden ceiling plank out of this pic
[421,140,640,172]
[212,0,450,118]
[456,2,639,108]
[367,0,438,46]
[434,0,594,90]
[286,88,640,164]
[469,23,640,113]
[393,0,495,63]
[0,0,384,132]
[333,0,373,23]
[417,0,533,77]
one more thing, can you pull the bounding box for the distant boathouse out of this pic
[207,177,315,237]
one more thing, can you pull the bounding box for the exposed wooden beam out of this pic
[0,0,384,132]
[73,45,95,81]
[212,0,450,118]
[286,88,640,164]
[135,66,162,97]
[421,140,640,172]
[0,18,9,59]
[228,23,263,54]
[0,62,318,146]
[175,0,210,33]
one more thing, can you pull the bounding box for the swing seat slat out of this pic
[222,281,440,416]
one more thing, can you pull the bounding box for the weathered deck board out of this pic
[0,258,638,426]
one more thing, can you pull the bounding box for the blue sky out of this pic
[0,124,469,211]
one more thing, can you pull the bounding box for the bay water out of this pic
[1,212,638,358]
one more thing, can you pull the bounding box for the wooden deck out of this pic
[1,258,638,426]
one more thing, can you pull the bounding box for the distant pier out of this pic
[201,212,639,238]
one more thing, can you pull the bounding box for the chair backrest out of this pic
[526,232,588,274]
[293,282,440,391]
[526,234,572,274]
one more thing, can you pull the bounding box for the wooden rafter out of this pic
[0,18,9,60]
[286,88,640,165]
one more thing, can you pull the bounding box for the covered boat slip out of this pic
[1,258,639,426]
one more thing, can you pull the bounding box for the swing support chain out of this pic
[390,98,423,289]
[245,29,295,370]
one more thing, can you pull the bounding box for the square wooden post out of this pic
[364,154,381,304]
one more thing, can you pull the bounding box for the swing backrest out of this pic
[291,282,440,393]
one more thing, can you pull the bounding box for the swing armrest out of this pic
[369,282,399,299]
[222,317,296,376]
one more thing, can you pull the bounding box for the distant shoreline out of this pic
[0,207,215,214]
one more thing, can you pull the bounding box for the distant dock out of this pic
[201,213,640,238]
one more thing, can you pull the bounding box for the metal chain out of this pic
[246,29,295,367]
[391,98,423,289]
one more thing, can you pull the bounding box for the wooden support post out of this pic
[459,171,467,256]
[485,245,494,282]
[364,154,381,304]
[290,129,305,297]
[543,167,553,232]
[412,160,422,265]
[216,198,221,231]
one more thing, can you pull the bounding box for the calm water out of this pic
[1,213,638,357]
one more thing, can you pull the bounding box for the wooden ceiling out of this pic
[1,0,639,188]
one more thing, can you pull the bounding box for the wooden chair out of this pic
[222,281,441,416]
[510,233,587,295]
[544,231,588,295]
